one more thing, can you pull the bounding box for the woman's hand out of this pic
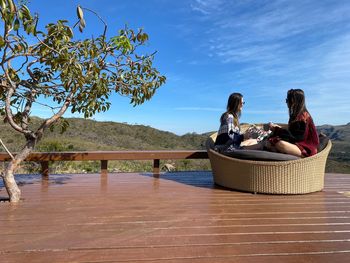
[268,122,281,131]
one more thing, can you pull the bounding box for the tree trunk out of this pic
[2,137,37,203]
[3,168,21,202]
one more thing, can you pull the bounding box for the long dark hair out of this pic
[286,89,309,123]
[220,92,243,126]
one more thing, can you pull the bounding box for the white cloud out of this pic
[190,0,225,15]
[190,0,350,69]
[190,5,210,15]
[186,0,350,125]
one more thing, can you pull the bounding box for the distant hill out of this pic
[0,117,211,173]
[318,123,350,173]
[0,117,208,152]
[0,118,349,173]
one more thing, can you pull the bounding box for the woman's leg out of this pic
[242,139,265,150]
[274,140,302,157]
[264,140,278,152]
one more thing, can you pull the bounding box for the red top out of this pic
[293,112,319,157]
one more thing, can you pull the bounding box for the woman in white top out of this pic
[215,92,246,148]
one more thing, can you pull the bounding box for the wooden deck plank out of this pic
[1,172,350,262]
[2,242,350,262]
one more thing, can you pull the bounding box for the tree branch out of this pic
[0,138,14,160]
[82,7,108,39]
[35,83,75,138]
[21,89,37,131]
[35,35,62,55]
[5,85,28,135]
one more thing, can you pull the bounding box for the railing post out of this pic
[153,159,160,177]
[101,160,108,175]
[41,161,49,177]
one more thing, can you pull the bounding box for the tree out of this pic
[0,0,166,202]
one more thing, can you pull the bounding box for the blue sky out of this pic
[28,0,350,134]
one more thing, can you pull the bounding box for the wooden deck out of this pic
[1,172,350,262]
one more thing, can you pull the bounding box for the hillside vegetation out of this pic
[0,118,349,174]
[0,117,210,173]
[0,117,209,151]
[318,123,350,173]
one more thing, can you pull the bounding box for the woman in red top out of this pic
[268,89,319,157]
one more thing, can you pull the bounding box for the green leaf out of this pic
[80,18,86,28]
[79,23,84,33]
[0,36,5,48]
[13,18,20,31]
[67,27,74,38]
[77,5,84,20]
[0,0,6,10]
[21,5,31,19]
[7,0,15,13]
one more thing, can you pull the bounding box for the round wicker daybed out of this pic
[206,133,332,194]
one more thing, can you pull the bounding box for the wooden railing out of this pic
[0,150,209,177]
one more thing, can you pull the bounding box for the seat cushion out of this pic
[222,149,300,161]
[209,132,329,162]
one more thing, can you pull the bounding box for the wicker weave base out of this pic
[206,133,332,194]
